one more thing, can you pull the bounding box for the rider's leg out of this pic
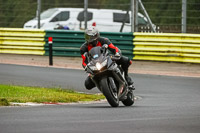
[116,56,134,85]
[85,76,96,90]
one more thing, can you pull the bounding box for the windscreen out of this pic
[89,47,102,59]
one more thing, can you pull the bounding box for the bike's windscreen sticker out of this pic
[93,54,98,58]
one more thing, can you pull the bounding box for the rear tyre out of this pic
[100,77,119,107]
[122,90,134,106]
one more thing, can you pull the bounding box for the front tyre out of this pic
[100,77,119,107]
[122,90,134,106]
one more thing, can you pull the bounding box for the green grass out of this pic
[0,84,105,106]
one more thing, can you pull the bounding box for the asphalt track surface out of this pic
[0,64,200,133]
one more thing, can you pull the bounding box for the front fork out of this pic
[111,63,129,100]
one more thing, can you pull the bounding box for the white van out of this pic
[23,8,148,32]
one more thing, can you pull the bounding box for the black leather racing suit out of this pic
[80,37,132,90]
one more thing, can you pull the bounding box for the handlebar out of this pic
[111,55,121,61]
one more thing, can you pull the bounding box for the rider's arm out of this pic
[108,43,119,54]
[81,54,87,68]
[80,43,88,68]
[100,37,120,54]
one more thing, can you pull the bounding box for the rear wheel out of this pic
[122,89,134,106]
[100,77,119,107]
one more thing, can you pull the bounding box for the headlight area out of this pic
[96,62,102,70]
[96,59,107,70]
[89,65,97,71]
[88,59,108,71]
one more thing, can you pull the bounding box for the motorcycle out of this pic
[84,44,135,107]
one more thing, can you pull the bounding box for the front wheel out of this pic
[122,90,134,106]
[100,77,119,107]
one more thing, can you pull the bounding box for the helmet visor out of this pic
[85,33,98,43]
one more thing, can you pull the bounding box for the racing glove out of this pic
[115,52,121,57]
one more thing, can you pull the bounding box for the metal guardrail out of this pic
[45,30,84,57]
[0,28,45,55]
[45,30,134,59]
[133,32,200,63]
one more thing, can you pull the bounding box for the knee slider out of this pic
[85,77,95,90]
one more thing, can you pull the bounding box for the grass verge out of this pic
[0,84,105,106]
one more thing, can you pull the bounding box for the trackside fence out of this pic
[0,28,200,64]
[133,33,200,63]
[0,28,45,55]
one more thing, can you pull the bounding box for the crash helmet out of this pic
[84,26,100,44]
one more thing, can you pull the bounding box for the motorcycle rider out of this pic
[80,26,134,90]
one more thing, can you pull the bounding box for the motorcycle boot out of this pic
[126,75,135,89]
[124,70,135,90]
[125,75,134,85]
